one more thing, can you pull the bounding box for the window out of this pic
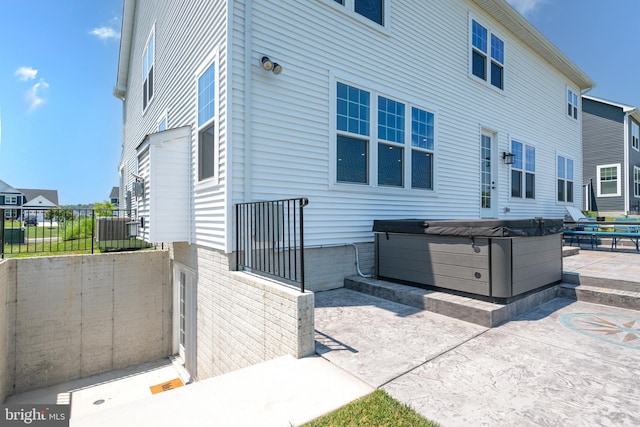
[634,166,640,198]
[597,164,620,197]
[5,195,18,205]
[157,113,167,131]
[511,140,535,199]
[337,82,370,184]
[197,59,217,182]
[471,20,504,90]
[329,0,384,26]
[142,27,155,111]
[632,122,639,151]
[567,89,578,120]
[336,82,434,189]
[557,156,574,203]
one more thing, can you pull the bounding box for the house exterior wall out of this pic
[582,98,626,213]
[0,252,172,396]
[170,242,314,381]
[230,0,586,248]
[627,116,640,213]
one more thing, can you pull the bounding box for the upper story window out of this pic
[157,113,167,131]
[471,19,504,90]
[142,27,155,111]
[597,164,620,197]
[511,140,535,199]
[336,81,435,189]
[4,195,18,205]
[196,55,218,182]
[331,0,385,26]
[557,155,574,203]
[567,88,578,120]
[632,121,639,151]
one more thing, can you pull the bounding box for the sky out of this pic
[0,0,638,205]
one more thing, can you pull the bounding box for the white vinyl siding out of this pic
[119,0,228,250]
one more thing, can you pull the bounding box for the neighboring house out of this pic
[18,188,59,222]
[109,186,119,207]
[113,0,593,380]
[582,96,640,215]
[0,180,26,220]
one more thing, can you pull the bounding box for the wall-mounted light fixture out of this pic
[261,56,282,75]
[502,152,515,165]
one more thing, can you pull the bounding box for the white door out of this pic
[480,133,497,218]
[174,265,196,377]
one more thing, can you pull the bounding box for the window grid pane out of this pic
[511,141,523,169]
[378,144,403,187]
[557,156,565,179]
[198,124,215,180]
[525,146,535,172]
[412,151,432,189]
[354,0,383,25]
[411,107,434,150]
[378,96,405,143]
[491,34,504,63]
[337,83,370,136]
[198,64,216,127]
[337,136,368,184]
[472,20,487,52]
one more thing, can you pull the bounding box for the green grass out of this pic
[301,390,440,427]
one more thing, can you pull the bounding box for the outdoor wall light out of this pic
[261,56,282,74]
[502,152,515,165]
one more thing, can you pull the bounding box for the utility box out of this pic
[4,228,25,245]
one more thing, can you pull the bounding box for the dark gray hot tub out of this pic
[373,218,564,298]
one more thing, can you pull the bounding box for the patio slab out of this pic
[382,298,640,426]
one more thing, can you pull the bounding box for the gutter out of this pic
[113,0,137,100]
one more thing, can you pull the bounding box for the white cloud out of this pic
[14,66,38,81]
[25,79,49,112]
[90,26,120,40]
[506,0,546,17]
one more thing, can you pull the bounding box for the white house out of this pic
[114,0,593,381]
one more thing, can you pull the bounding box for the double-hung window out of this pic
[511,140,535,199]
[336,82,434,189]
[597,164,620,197]
[337,82,370,184]
[632,122,639,151]
[634,166,640,198]
[567,89,578,120]
[196,56,217,182]
[557,156,574,203]
[471,20,504,90]
[142,27,155,111]
[331,0,384,26]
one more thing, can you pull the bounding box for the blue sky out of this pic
[0,0,638,205]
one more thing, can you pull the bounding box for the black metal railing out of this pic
[1,208,152,259]
[235,198,309,292]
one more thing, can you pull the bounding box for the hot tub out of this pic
[373,218,564,299]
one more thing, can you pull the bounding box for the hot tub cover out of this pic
[372,218,564,237]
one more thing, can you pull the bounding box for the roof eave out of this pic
[472,0,595,90]
[113,0,137,100]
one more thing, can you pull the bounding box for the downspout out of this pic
[243,0,253,203]
[623,112,630,214]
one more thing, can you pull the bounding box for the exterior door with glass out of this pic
[480,133,497,218]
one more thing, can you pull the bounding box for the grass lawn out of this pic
[301,390,440,427]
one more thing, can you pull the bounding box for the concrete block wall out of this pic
[1,251,172,397]
[304,243,375,292]
[171,243,315,381]
[0,259,13,403]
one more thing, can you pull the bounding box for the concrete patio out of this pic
[3,249,639,426]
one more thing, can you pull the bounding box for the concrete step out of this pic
[344,276,560,328]
[559,283,640,311]
[562,245,580,257]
